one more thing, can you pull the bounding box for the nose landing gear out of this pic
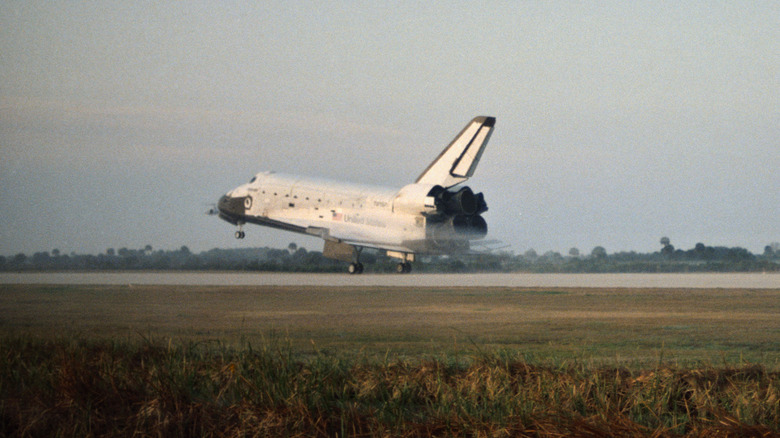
[234,223,246,239]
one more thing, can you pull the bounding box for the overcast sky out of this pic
[1,1,778,257]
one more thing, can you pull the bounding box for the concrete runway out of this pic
[2,272,778,288]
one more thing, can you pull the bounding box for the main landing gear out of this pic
[396,262,412,274]
[348,247,365,275]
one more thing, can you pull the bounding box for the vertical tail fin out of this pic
[415,116,496,188]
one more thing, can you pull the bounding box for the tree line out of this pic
[2,239,778,273]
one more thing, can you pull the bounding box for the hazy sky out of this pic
[1,1,778,257]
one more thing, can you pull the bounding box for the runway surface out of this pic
[1,272,778,288]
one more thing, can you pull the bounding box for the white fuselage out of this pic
[222,172,429,252]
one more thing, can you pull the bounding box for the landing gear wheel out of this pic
[348,262,364,275]
[235,231,245,239]
[396,262,412,274]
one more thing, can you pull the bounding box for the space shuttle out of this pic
[216,116,496,274]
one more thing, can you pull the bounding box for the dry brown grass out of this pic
[2,284,779,435]
[1,337,778,437]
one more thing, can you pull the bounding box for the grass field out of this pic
[2,284,779,436]
[2,284,779,366]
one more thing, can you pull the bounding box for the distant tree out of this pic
[695,243,706,253]
[568,247,580,258]
[106,248,115,256]
[660,237,674,256]
[524,249,538,260]
[52,249,60,257]
[446,259,467,272]
[179,246,191,255]
[267,249,289,260]
[144,244,153,253]
[288,242,298,254]
[541,251,564,263]
[591,246,607,259]
[293,247,308,259]
[13,253,27,265]
[725,247,753,261]
[32,251,51,266]
[764,245,775,258]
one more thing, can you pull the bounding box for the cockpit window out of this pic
[250,176,257,183]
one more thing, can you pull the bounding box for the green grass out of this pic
[2,284,780,366]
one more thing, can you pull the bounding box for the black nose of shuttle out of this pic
[217,194,248,224]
